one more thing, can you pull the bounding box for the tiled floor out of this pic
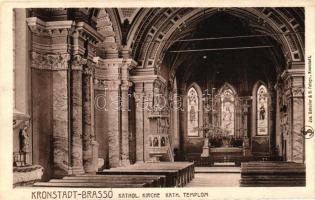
[186,167,241,187]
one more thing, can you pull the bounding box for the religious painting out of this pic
[257,85,268,135]
[187,87,199,136]
[220,87,235,136]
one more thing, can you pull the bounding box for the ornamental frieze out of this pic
[31,51,70,70]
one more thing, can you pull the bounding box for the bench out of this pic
[63,175,166,187]
[98,169,179,187]
[240,161,306,187]
[33,181,149,188]
[34,174,166,188]
[102,162,194,187]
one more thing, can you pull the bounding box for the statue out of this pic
[19,124,29,166]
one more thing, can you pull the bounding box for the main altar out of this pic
[196,85,252,166]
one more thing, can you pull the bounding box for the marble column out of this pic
[106,81,121,168]
[70,55,85,174]
[120,83,131,166]
[82,61,96,173]
[134,82,144,162]
[52,61,71,176]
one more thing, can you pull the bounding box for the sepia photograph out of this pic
[1,2,314,200]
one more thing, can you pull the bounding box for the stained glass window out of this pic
[187,87,199,136]
[257,85,268,135]
[220,88,235,136]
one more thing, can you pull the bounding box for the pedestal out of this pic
[201,138,209,157]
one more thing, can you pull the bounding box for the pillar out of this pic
[134,82,144,163]
[101,58,122,168]
[70,55,85,174]
[82,61,97,173]
[121,83,131,166]
[107,80,121,167]
[281,68,304,163]
[27,17,74,178]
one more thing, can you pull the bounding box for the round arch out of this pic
[128,8,304,73]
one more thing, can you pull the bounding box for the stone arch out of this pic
[129,8,304,72]
[94,8,122,58]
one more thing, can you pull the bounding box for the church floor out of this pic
[186,167,241,187]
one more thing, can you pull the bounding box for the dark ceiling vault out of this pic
[164,12,282,95]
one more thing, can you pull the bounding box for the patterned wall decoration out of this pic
[257,85,268,135]
[220,88,235,136]
[187,87,199,136]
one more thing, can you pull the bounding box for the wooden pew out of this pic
[98,169,179,187]
[63,175,166,187]
[110,162,194,187]
[49,179,158,187]
[240,161,306,187]
[33,181,149,188]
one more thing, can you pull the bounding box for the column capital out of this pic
[83,60,97,76]
[71,55,87,71]
[121,82,133,91]
[93,78,107,90]
[31,51,70,70]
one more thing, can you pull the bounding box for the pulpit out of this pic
[148,113,174,162]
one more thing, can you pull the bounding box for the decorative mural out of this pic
[220,87,235,136]
[187,87,199,136]
[257,85,268,135]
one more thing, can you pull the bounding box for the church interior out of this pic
[13,7,306,187]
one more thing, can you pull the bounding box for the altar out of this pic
[209,147,243,166]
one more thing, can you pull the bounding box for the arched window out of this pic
[187,87,199,136]
[256,85,268,135]
[220,86,236,136]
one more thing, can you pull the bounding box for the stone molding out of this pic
[31,51,70,70]
[75,22,104,45]
[130,74,167,84]
[26,17,74,37]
